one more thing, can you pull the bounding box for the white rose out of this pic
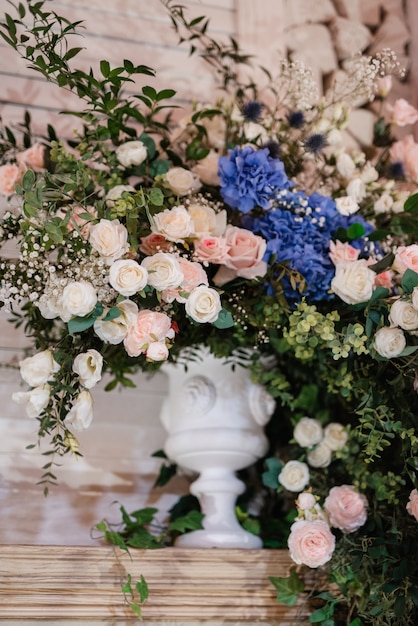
[109,259,148,296]
[106,184,136,203]
[165,167,201,196]
[60,281,97,322]
[293,417,323,448]
[412,286,418,310]
[19,350,60,387]
[146,340,169,362]
[323,423,348,451]
[188,203,227,237]
[331,260,376,305]
[115,140,147,168]
[374,326,406,358]
[72,349,103,389]
[192,150,220,187]
[346,177,366,203]
[94,300,138,344]
[37,293,62,319]
[374,193,393,215]
[361,163,379,183]
[389,299,418,331]
[278,460,310,492]
[89,219,129,264]
[307,441,333,468]
[335,195,359,216]
[66,390,94,431]
[185,285,222,323]
[336,153,356,178]
[152,205,194,242]
[12,384,50,418]
[142,252,184,291]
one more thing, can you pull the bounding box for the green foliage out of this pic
[269,570,305,606]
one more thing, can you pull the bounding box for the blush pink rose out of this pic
[123,310,174,357]
[16,143,46,170]
[324,485,368,534]
[329,240,360,265]
[393,244,418,275]
[386,98,418,127]
[193,236,230,264]
[374,269,394,290]
[213,226,267,284]
[288,519,335,568]
[162,257,208,303]
[67,205,97,238]
[138,233,173,255]
[389,135,418,182]
[406,489,418,521]
[0,163,22,196]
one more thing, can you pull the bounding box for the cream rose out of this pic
[185,285,222,323]
[146,340,169,362]
[374,326,406,358]
[192,150,220,187]
[188,203,227,237]
[109,259,148,296]
[115,140,147,167]
[94,300,138,344]
[89,219,129,264]
[393,244,418,275]
[336,153,356,179]
[165,167,201,196]
[288,519,335,568]
[307,441,333,468]
[142,252,184,291]
[66,390,94,431]
[323,423,348,451]
[406,489,418,522]
[0,163,22,196]
[19,350,60,387]
[389,299,418,331]
[12,384,51,418]
[374,193,393,215]
[278,460,310,492]
[331,260,376,305]
[60,281,97,322]
[335,195,359,216]
[152,205,194,242]
[324,485,368,533]
[293,417,323,448]
[346,177,366,203]
[72,349,103,389]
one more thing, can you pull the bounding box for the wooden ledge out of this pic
[0,545,310,623]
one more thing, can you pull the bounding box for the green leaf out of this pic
[153,462,177,487]
[142,85,157,101]
[21,169,36,191]
[168,510,204,533]
[404,192,418,214]
[67,315,96,334]
[212,308,234,329]
[100,59,110,77]
[156,88,176,101]
[368,286,390,304]
[262,456,282,489]
[401,268,418,293]
[102,306,121,321]
[148,187,164,206]
[347,222,365,240]
[269,571,305,606]
[135,575,149,603]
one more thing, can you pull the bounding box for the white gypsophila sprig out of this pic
[270,59,320,112]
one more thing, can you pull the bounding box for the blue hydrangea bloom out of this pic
[242,190,377,304]
[218,146,291,213]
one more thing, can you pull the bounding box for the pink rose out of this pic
[393,244,418,275]
[406,489,418,521]
[329,240,360,265]
[389,135,418,182]
[67,205,97,238]
[193,236,230,264]
[123,310,173,357]
[324,485,368,534]
[138,233,173,255]
[162,257,208,303]
[288,520,335,568]
[213,226,267,284]
[0,163,22,196]
[16,143,46,170]
[374,269,394,290]
[386,98,418,127]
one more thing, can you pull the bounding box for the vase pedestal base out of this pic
[175,527,263,549]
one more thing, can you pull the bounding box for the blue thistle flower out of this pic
[388,161,405,179]
[286,111,305,129]
[242,100,264,123]
[304,133,326,154]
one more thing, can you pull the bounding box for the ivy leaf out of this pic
[269,570,304,606]
[212,308,234,329]
[135,575,149,603]
[168,510,204,533]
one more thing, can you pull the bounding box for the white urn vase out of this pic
[160,347,276,549]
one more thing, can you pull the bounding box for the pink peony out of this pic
[288,519,335,568]
[389,135,418,182]
[393,244,418,275]
[0,162,22,195]
[386,98,418,127]
[123,310,174,357]
[324,485,368,534]
[329,240,360,265]
[16,143,46,170]
[406,489,418,522]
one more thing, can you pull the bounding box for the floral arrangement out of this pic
[1,1,418,624]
